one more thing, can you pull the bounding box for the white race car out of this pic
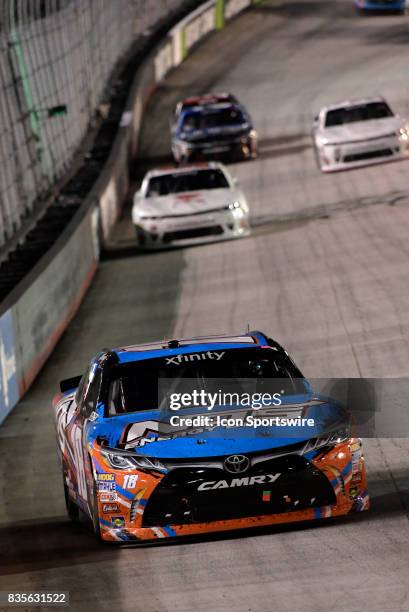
[131,163,250,249]
[313,97,409,172]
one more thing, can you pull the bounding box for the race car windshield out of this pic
[181,108,246,131]
[324,102,393,127]
[106,348,307,415]
[146,169,229,196]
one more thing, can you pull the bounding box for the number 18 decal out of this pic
[123,474,138,489]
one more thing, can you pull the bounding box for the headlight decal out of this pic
[100,448,167,473]
[302,425,351,455]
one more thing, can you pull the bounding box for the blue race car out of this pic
[54,331,369,543]
[170,94,258,164]
[355,0,406,12]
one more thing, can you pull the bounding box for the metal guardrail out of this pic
[0,0,183,250]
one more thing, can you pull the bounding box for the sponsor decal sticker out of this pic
[351,442,362,481]
[97,475,116,492]
[165,351,225,366]
[100,492,118,502]
[262,490,271,502]
[102,503,119,513]
[97,473,115,481]
[132,488,148,516]
[352,451,361,469]
[98,480,116,493]
[111,516,125,528]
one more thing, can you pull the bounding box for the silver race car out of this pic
[131,163,250,249]
[313,97,409,172]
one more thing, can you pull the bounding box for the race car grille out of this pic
[163,225,223,243]
[336,132,396,145]
[343,148,394,163]
[189,131,247,145]
[142,454,336,527]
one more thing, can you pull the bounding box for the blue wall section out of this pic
[0,310,19,423]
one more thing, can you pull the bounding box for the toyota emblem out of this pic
[224,454,250,474]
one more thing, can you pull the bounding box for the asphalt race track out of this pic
[3,1,409,610]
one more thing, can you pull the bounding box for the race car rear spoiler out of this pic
[60,375,82,393]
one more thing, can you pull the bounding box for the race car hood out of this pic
[319,116,402,144]
[135,188,240,218]
[89,394,349,459]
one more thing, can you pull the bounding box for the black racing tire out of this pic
[63,477,79,522]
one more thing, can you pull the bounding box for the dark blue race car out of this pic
[170,94,258,164]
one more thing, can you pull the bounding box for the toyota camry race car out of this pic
[313,96,409,172]
[54,331,369,543]
[131,163,250,248]
[171,95,257,163]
